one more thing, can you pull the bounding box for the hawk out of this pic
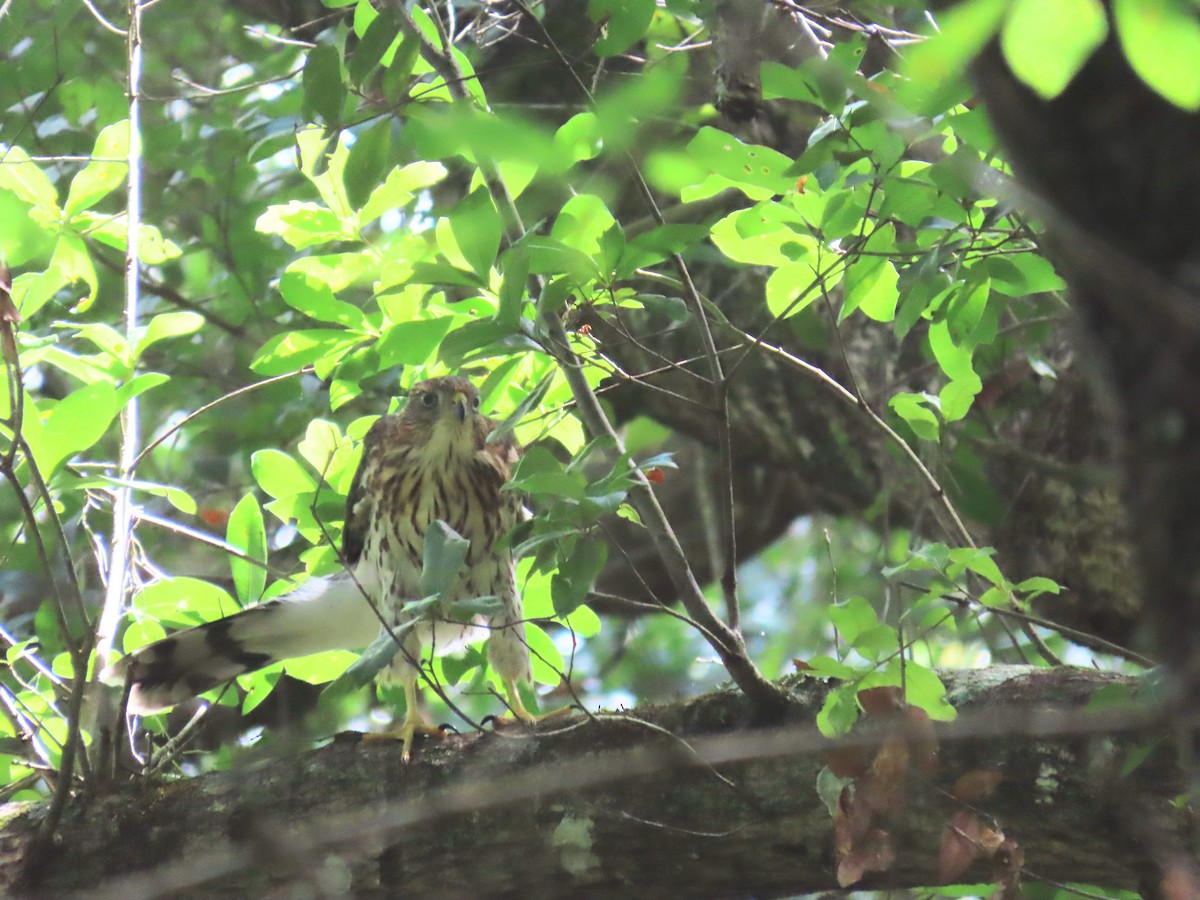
[104,376,539,759]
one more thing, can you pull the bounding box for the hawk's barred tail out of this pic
[101,576,381,714]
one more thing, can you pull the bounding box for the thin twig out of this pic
[132,370,308,470]
[94,0,146,678]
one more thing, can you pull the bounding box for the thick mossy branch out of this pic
[1,666,1181,898]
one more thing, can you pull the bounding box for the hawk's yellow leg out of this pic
[363,676,443,762]
[495,677,575,727]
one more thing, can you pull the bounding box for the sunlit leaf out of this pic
[64,120,130,215]
[1001,0,1107,99]
[1113,0,1200,110]
[227,493,268,604]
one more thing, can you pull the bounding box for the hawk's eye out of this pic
[420,392,438,409]
[472,396,480,410]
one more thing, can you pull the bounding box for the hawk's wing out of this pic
[342,416,389,566]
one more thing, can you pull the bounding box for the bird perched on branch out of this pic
[103,376,540,760]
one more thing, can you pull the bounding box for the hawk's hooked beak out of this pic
[452,391,469,422]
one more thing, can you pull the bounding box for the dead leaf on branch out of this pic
[989,836,1023,900]
[858,685,904,716]
[836,827,895,888]
[938,809,981,884]
[952,768,1004,801]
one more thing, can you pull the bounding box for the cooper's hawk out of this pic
[103,376,537,759]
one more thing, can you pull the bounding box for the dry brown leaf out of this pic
[989,837,1024,900]
[952,768,1004,801]
[836,828,895,888]
[836,784,873,843]
[825,743,870,779]
[1161,861,1200,900]
[858,685,903,716]
[904,705,940,772]
[978,826,1005,853]
[939,810,981,884]
[862,735,909,814]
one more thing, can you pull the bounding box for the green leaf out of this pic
[134,311,204,358]
[437,318,538,368]
[420,520,469,600]
[816,683,860,736]
[406,261,486,289]
[760,61,823,104]
[288,253,373,292]
[899,663,956,721]
[686,127,796,196]
[806,655,857,680]
[945,277,990,341]
[555,112,603,165]
[889,393,940,441]
[564,603,601,638]
[983,253,1066,296]
[449,187,503,279]
[508,446,588,500]
[0,145,59,212]
[65,120,130,215]
[901,0,1007,115]
[79,215,183,264]
[928,319,975,383]
[828,596,881,648]
[496,245,529,328]
[115,371,170,408]
[348,7,399,85]
[939,377,981,422]
[551,539,607,617]
[948,546,1005,585]
[374,318,453,367]
[525,236,602,284]
[552,193,617,258]
[1016,576,1062,598]
[590,0,656,57]
[360,160,446,225]
[1001,0,1108,99]
[842,256,899,323]
[252,448,318,499]
[1113,0,1200,110]
[135,577,239,626]
[303,44,347,125]
[345,121,393,211]
[284,649,360,684]
[326,631,399,696]
[36,382,119,474]
[250,328,356,375]
[764,262,823,319]
[524,621,565,686]
[486,371,553,448]
[121,619,166,653]
[256,201,353,248]
[49,233,99,311]
[279,271,367,329]
[227,494,268,605]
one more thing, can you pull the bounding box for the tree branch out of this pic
[3,666,1180,898]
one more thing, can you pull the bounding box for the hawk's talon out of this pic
[489,677,578,730]
[360,678,443,761]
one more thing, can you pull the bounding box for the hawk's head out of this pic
[401,376,482,453]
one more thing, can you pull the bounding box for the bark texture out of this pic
[1,667,1185,898]
[969,15,1200,697]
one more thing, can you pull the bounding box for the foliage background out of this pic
[2,0,1197,895]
